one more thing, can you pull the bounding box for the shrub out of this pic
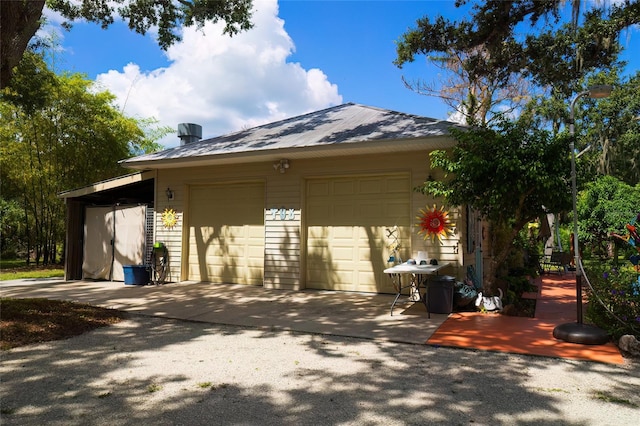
[584,262,640,340]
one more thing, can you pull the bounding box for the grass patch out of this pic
[0,260,64,281]
[147,383,162,393]
[0,298,125,350]
[592,390,638,407]
[535,387,569,393]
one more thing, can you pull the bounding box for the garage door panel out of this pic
[386,201,410,218]
[332,246,356,262]
[357,247,375,261]
[188,183,264,285]
[358,178,384,194]
[359,202,384,220]
[386,177,409,192]
[306,175,410,293]
[333,269,355,283]
[331,227,355,239]
[333,180,355,195]
[331,203,355,220]
[248,226,265,238]
[247,245,265,258]
[308,181,329,196]
[358,271,375,283]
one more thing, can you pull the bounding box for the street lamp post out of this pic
[553,85,612,345]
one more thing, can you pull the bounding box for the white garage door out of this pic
[187,182,265,285]
[306,174,411,293]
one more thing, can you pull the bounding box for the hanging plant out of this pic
[161,208,178,229]
[416,204,455,243]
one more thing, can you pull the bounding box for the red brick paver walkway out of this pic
[427,274,625,364]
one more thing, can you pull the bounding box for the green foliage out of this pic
[48,0,254,50]
[576,176,640,256]
[2,1,254,89]
[418,118,572,290]
[584,262,640,340]
[501,274,536,303]
[524,7,625,95]
[0,198,26,258]
[131,117,173,155]
[420,119,571,227]
[580,71,640,185]
[0,50,164,264]
[1,47,58,114]
[395,1,636,97]
[397,0,640,299]
[395,1,638,126]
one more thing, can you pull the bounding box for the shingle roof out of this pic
[120,103,461,169]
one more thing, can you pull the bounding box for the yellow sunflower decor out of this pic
[161,208,178,229]
[416,204,455,243]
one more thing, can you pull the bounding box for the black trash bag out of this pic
[454,280,477,308]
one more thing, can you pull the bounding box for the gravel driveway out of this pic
[1,314,639,425]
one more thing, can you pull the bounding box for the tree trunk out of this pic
[484,219,528,294]
[0,0,46,89]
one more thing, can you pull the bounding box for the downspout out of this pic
[109,204,116,281]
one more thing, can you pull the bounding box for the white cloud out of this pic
[93,0,342,148]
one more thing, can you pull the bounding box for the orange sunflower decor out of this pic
[416,204,455,243]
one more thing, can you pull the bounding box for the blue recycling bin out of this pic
[123,265,149,285]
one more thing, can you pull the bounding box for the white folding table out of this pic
[383,262,451,316]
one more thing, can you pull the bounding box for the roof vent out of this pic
[177,123,202,145]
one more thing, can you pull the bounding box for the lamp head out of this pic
[273,159,290,173]
[587,84,612,99]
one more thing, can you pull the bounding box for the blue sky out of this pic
[45,0,638,148]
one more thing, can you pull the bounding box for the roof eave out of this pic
[120,136,456,170]
[57,170,155,199]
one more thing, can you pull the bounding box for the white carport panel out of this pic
[83,205,147,281]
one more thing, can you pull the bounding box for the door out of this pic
[187,182,265,285]
[306,174,410,293]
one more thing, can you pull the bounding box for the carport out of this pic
[59,171,155,281]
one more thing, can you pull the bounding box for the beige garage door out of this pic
[187,182,265,285]
[306,174,411,293]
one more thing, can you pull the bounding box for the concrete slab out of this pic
[0,280,447,346]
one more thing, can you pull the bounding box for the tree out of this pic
[0,0,254,89]
[576,175,640,257]
[398,47,533,126]
[580,71,640,186]
[397,0,639,291]
[395,0,639,122]
[0,50,164,264]
[0,197,26,258]
[421,118,571,293]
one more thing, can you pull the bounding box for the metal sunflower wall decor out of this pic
[416,204,455,243]
[161,208,178,229]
